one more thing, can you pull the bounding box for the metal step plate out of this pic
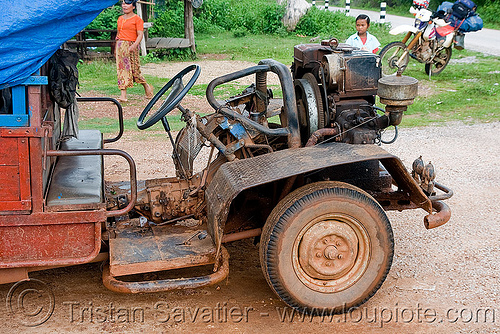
[109,220,216,277]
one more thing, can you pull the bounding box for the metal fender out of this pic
[205,142,432,259]
[390,25,419,35]
[442,35,454,48]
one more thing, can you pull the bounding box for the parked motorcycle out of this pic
[379,0,459,76]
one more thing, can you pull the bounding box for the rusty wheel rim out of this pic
[292,213,370,293]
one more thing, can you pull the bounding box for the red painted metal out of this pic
[0,127,52,137]
[0,137,31,211]
[0,222,101,268]
[0,210,107,226]
[0,67,107,271]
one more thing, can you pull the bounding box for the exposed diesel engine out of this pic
[292,39,418,145]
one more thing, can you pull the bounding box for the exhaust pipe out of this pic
[424,200,451,229]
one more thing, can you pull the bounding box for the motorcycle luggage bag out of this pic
[435,24,455,37]
[452,0,476,19]
[437,1,453,14]
[456,0,476,10]
[458,14,483,32]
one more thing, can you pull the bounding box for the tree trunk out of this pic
[184,0,196,53]
[281,0,311,31]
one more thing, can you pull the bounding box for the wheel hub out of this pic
[293,214,370,293]
[299,221,358,279]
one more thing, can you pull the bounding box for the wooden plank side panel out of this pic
[0,166,21,201]
[0,137,31,209]
[0,138,19,165]
[17,138,31,205]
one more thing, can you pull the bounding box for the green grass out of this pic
[392,51,500,126]
[77,60,169,96]
[78,58,284,100]
[196,32,311,63]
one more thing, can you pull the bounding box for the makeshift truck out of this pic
[0,1,452,314]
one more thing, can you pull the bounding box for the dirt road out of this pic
[1,120,498,333]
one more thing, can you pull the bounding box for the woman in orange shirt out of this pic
[116,0,153,102]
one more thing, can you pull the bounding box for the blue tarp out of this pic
[0,0,117,89]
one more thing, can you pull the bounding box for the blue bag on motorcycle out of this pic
[437,1,482,32]
[458,14,483,32]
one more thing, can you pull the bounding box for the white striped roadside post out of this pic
[345,0,350,15]
[312,0,315,6]
[325,0,329,10]
[380,2,387,23]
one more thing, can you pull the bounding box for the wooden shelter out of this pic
[139,0,197,54]
[66,0,197,59]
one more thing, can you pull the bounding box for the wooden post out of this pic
[137,3,147,56]
[184,0,196,53]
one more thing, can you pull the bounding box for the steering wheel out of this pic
[137,64,201,130]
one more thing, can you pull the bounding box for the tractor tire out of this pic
[259,181,394,313]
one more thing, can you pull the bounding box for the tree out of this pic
[280,0,311,31]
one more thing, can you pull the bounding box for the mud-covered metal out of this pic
[102,246,230,293]
[109,221,216,277]
[294,212,370,293]
[206,142,432,258]
[424,200,451,229]
[206,60,301,149]
[378,75,418,106]
[294,43,380,98]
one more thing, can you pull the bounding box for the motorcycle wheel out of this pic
[379,42,410,76]
[425,47,452,76]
